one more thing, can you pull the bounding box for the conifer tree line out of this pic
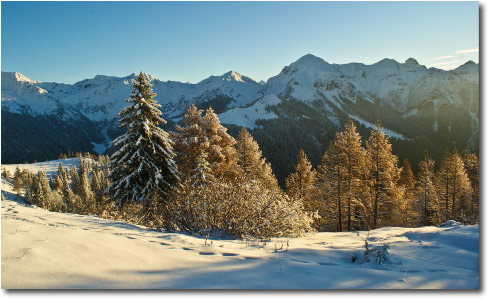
[14,154,110,215]
[11,72,479,238]
[303,119,479,231]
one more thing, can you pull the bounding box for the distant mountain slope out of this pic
[1,55,478,183]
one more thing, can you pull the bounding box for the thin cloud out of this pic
[428,61,459,68]
[431,55,454,60]
[457,47,479,54]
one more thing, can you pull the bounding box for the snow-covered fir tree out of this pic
[13,166,23,194]
[106,72,180,207]
[189,151,214,187]
[80,170,96,214]
[54,174,63,192]
[70,165,81,195]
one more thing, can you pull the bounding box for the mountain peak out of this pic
[404,58,419,65]
[3,71,38,84]
[220,70,256,83]
[452,60,478,73]
[293,54,328,66]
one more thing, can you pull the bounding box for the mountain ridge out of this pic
[1,54,479,184]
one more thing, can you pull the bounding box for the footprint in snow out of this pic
[317,262,338,266]
[199,252,216,256]
[244,257,260,260]
[290,259,310,264]
[222,253,239,257]
[182,247,193,250]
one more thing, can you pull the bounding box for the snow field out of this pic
[1,159,479,289]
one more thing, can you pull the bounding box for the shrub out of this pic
[166,178,316,238]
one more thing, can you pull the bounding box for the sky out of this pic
[1,1,479,84]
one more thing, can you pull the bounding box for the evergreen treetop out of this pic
[107,72,180,207]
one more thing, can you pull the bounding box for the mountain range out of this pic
[1,54,479,183]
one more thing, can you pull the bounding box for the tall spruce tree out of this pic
[13,166,23,194]
[317,138,345,231]
[285,149,317,212]
[463,151,479,223]
[236,127,279,189]
[70,165,81,195]
[397,158,418,227]
[436,149,453,221]
[366,121,401,229]
[319,119,368,231]
[171,105,207,178]
[107,72,180,207]
[417,151,440,226]
[436,149,472,222]
[449,150,472,222]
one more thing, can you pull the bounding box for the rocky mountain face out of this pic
[1,54,479,183]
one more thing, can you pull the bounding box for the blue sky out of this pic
[1,1,479,84]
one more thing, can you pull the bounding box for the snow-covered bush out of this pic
[353,232,390,265]
[166,178,316,238]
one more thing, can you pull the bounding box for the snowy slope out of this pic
[0,160,480,289]
[218,94,281,129]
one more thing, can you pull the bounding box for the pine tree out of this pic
[317,139,345,231]
[397,158,418,227]
[57,162,66,180]
[436,149,452,221]
[436,149,472,222]
[13,166,23,194]
[318,119,368,231]
[449,150,472,223]
[2,168,10,179]
[366,121,401,229]
[80,170,96,214]
[91,169,104,206]
[202,107,240,179]
[172,105,240,181]
[190,151,214,187]
[70,165,81,195]
[417,151,440,226]
[171,104,207,177]
[49,176,55,190]
[236,127,278,189]
[54,174,63,192]
[107,72,180,207]
[285,149,317,212]
[463,151,479,223]
[37,171,53,209]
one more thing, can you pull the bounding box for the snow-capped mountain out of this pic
[1,70,263,122]
[1,54,479,183]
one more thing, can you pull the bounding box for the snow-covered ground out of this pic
[1,160,479,289]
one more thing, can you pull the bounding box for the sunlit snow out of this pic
[1,160,479,289]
